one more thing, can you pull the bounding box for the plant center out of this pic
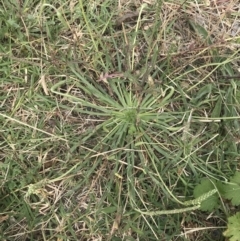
[123,109,138,124]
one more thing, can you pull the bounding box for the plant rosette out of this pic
[51,67,188,206]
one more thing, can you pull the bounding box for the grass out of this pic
[1,0,240,240]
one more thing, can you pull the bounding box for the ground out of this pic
[0,0,240,240]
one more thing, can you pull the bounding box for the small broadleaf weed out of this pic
[222,172,240,206]
[223,212,240,241]
[193,172,240,241]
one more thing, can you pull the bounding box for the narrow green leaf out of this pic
[211,96,222,118]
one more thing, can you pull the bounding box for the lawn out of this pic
[1,0,240,240]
